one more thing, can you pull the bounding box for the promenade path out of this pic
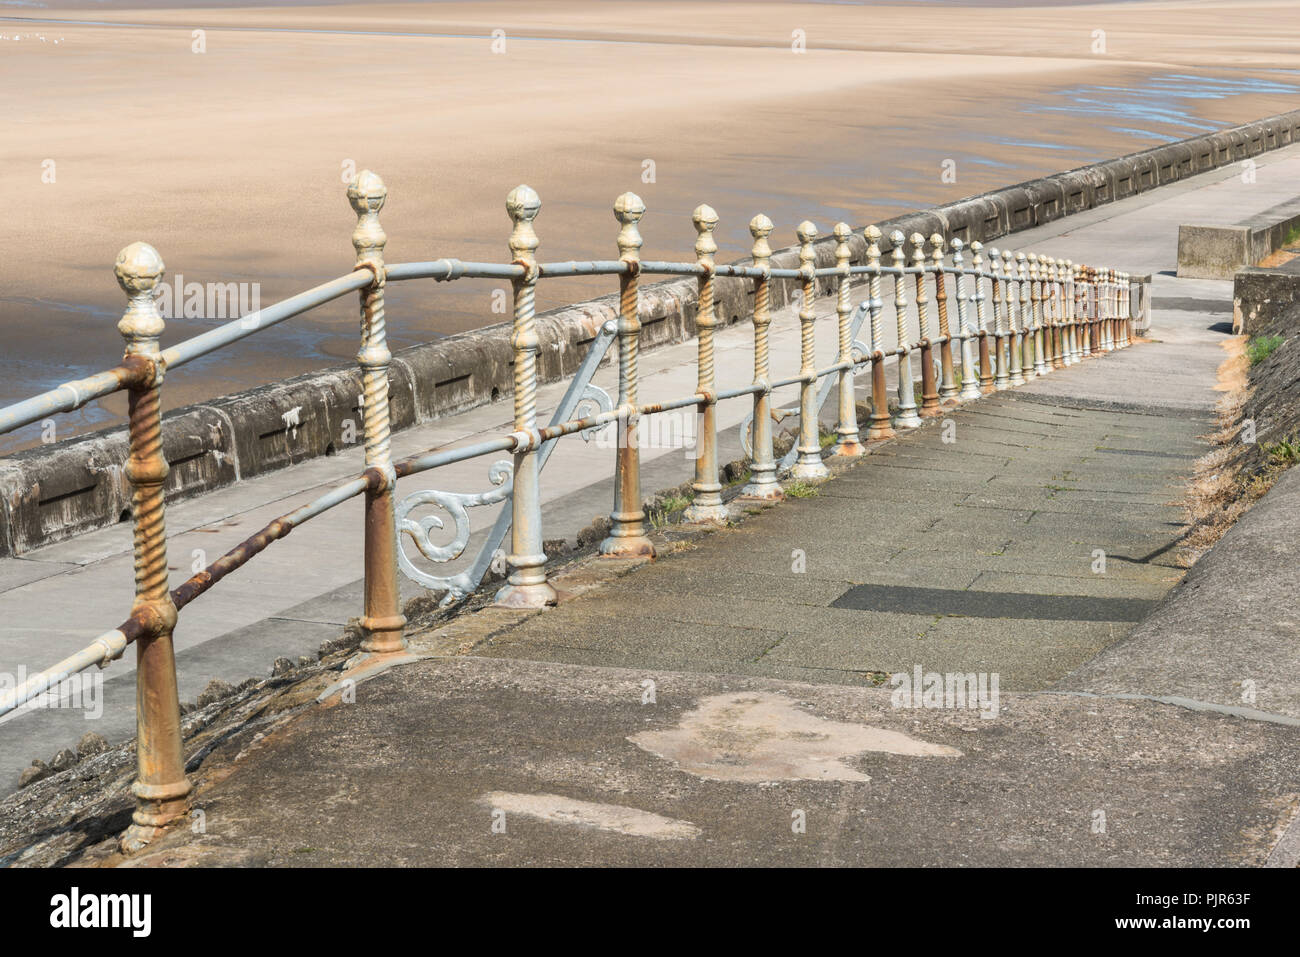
[74,144,1300,866]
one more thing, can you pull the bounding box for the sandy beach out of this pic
[1,0,1298,450]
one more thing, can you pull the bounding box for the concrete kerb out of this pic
[4,109,1300,556]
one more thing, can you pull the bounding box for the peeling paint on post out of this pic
[863,225,895,441]
[989,247,1010,390]
[114,242,191,855]
[932,233,959,405]
[683,205,729,523]
[831,223,865,456]
[600,193,656,558]
[912,233,941,416]
[739,215,784,501]
[971,241,994,393]
[952,239,982,402]
[349,171,407,652]
[892,231,922,429]
[495,185,558,607]
[792,221,829,481]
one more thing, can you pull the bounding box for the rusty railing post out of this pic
[971,241,994,392]
[1121,270,1132,346]
[912,233,941,416]
[863,226,895,440]
[1008,250,1030,379]
[1023,253,1045,376]
[1076,264,1092,357]
[1007,251,1027,387]
[684,204,729,523]
[115,242,190,854]
[495,186,558,607]
[892,230,923,428]
[793,221,830,480]
[600,193,656,557]
[1063,259,1078,363]
[952,239,981,401]
[740,215,784,500]
[1090,266,1104,356]
[931,234,959,404]
[349,171,406,652]
[989,246,1010,389]
[1043,257,1058,368]
[1105,267,1117,352]
[1049,257,1066,369]
[831,223,865,456]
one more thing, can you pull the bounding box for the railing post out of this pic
[830,223,865,456]
[892,230,923,428]
[931,234,959,404]
[1118,270,1128,345]
[1040,256,1050,369]
[1063,259,1078,363]
[684,204,729,522]
[912,233,941,416]
[1007,250,1029,378]
[114,242,190,854]
[1101,267,1114,352]
[793,221,830,481]
[600,193,656,557]
[349,171,406,653]
[1106,268,1115,349]
[740,215,784,501]
[952,239,982,402]
[1025,253,1047,376]
[495,186,559,607]
[1007,250,1027,386]
[1112,268,1122,349]
[1076,264,1092,358]
[989,246,1010,390]
[1049,257,1066,369]
[863,226,895,440]
[1090,266,1104,356]
[971,241,994,393]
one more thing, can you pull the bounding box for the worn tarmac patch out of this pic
[832,583,1156,622]
[479,791,701,840]
[629,692,960,783]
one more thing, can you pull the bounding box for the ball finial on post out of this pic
[693,203,719,263]
[115,242,166,348]
[348,170,388,269]
[750,214,774,263]
[865,224,882,257]
[614,191,646,259]
[797,220,819,257]
[506,184,542,264]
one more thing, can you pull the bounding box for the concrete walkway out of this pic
[7,144,1300,861]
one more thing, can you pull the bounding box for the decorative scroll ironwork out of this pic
[394,319,618,605]
[576,383,615,442]
[397,459,513,582]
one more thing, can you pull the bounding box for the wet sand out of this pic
[1,0,1298,451]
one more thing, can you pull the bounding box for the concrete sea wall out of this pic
[4,109,1300,556]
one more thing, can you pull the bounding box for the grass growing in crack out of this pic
[819,429,837,449]
[784,480,820,498]
[1247,334,1284,365]
[659,493,693,513]
[1264,435,1300,466]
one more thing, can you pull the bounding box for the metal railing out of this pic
[0,171,1134,852]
